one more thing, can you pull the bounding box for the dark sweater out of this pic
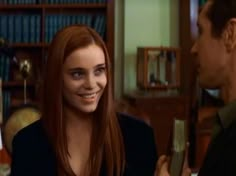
[10,113,157,176]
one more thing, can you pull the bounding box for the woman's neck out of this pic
[64,106,93,176]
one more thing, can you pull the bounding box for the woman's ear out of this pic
[223,18,236,52]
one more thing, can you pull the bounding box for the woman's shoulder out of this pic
[117,112,157,153]
[117,112,153,135]
[11,120,57,176]
[14,120,44,141]
[117,112,158,176]
[12,119,49,150]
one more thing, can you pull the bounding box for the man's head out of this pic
[191,0,236,90]
[206,0,236,38]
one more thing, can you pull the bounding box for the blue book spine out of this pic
[77,15,82,25]
[0,15,8,39]
[2,57,5,81]
[71,15,77,25]
[57,14,63,31]
[100,15,106,39]
[36,15,40,43]
[29,15,35,43]
[49,15,54,42]
[3,91,11,122]
[9,15,14,42]
[0,56,3,79]
[52,15,58,41]
[0,16,1,38]
[22,15,29,43]
[93,15,100,34]
[14,15,22,43]
[65,15,70,26]
[3,91,6,122]
[45,15,49,43]
[4,56,10,81]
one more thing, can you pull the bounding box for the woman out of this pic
[10,25,157,176]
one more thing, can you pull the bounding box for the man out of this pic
[156,0,236,175]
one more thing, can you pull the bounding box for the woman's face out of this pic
[62,44,107,114]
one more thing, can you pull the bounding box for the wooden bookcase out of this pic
[124,90,188,156]
[0,0,114,124]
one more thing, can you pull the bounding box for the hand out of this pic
[154,155,170,176]
[154,142,191,176]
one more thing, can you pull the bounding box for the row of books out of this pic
[0,15,41,43]
[45,14,106,42]
[44,14,106,42]
[46,0,107,3]
[0,82,11,124]
[0,0,106,4]
[1,90,11,124]
[0,56,10,82]
[0,14,106,43]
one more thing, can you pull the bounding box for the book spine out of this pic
[0,78,2,125]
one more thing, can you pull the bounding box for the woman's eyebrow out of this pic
[67,67,84,72]
[94,63,106,68]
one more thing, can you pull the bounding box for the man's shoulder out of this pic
[226,119,236,139]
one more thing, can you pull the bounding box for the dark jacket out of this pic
[198,119,236,176]
[10,113,157,176]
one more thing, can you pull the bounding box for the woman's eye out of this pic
[95,67,106,75]
[71,71,84,79]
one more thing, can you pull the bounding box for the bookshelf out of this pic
[0,0,114,124]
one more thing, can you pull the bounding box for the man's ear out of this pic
[223,18,236,52]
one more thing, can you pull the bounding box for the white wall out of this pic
[114,0,179,98]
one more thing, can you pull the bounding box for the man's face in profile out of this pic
[191,1,230,89]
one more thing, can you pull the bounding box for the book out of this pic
[169,119,186,176]
[0,126,2,150]
[0,78,2,124]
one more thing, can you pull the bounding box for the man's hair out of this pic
[207,0,236,37]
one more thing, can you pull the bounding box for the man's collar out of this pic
[218,100,236,129]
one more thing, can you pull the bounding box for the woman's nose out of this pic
[84,74,96,89]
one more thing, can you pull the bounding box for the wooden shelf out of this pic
[2,81,35,88]
[43,4,106,9]
[0,4,106,9]
[10,43,45,48]
[11,98,38,108]
[0,4,43,9]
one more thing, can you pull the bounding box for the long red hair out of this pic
[40,25,125,176]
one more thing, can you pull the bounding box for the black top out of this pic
[10,112,158,176]
[198,101,236,176]
[198,119,236,176]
